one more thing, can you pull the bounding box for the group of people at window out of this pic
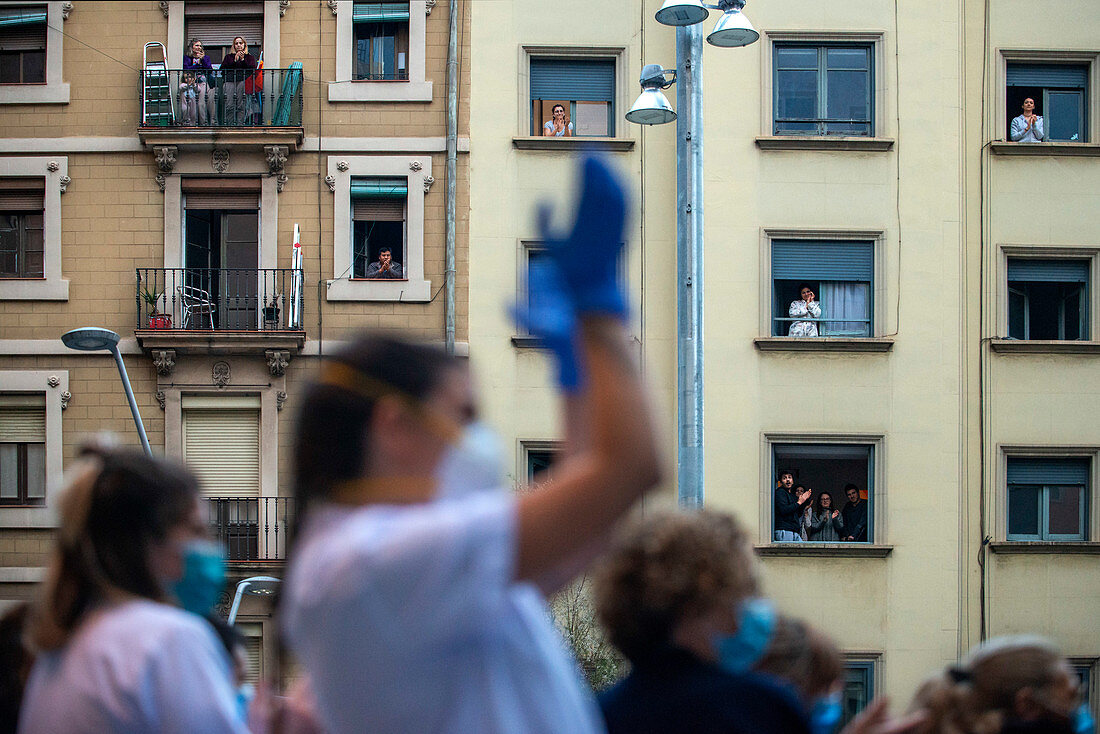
[178,36,259,126]
[774,470,869,543]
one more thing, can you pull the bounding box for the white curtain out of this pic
[819,281,869,336]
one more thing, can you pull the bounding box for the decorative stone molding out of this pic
[46,375,60,388]
[276,173,287,193]
[58,175,70,194]
[265,349,290,377]
[154,145,177,173]
[61,2,72,19]
[155,391,166,411]
[152,349,176,376]
[336,160,349,172]
[265,145,288,174]
[422,175,434,193]
[212,361,231,388]
[276,391,287,411]
[409,160,422,172]
[328,0,338,14]
[425,0,435,14]
[212,149,230,173]
[160,1,169,18]
[214,590,233,618]
[325,174,337,192]
[280,0,290,16]
[60,391,71,410]
[46,161,59,173]
[155,174,166,192]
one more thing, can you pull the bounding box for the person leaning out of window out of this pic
[1010,97,1045,143]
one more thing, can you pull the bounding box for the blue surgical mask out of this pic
[236,682,255,722]
[810,692,844,734]
[1074,704,1096,734]
[714,598,776,674]
[170,540,226,615]
[435,421,506,500]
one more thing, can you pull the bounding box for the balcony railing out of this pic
[140,66,303,128]
[136,268,304,332]
[772,316,871,338]
[205,496,295,562]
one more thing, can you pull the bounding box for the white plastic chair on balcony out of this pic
[178,285,216,329]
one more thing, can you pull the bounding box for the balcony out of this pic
[205,496,294,563]
[134,267,306,355]
[138,66,304,150]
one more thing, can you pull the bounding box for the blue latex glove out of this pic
[539,156,630,318]
[511,259,582,392]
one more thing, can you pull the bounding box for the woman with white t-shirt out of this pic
[282,157,663,734]
[19,447,245,734]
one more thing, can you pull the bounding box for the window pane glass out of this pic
[1008,485,1041,537]
[1009,289,1027,339]
[1047,90,1084,142]
[819,281,870,336]
[0,53,19,84]
[827,47,869,70]
[1047,485,1084,537]
[1063,286,1082,341]
[575,101,609,136]
[23,50,45,83]
[776,47,818,69]
[841,663,873,728]
[826,69,870,121]
[355,35,370,78]
[26,443,45,499]
[23,251,42,277]
[0,445,17,499]
[380,34,395,78]
[776,69,817,119]
[527,448,558,482]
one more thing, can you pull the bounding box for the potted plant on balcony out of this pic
[262,296,281,330]
[140,286,172,329]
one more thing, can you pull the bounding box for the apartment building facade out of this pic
[468,0,1100,721]
[0,0,470,684]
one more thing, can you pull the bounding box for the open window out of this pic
[353,2,409,80]
[0,392,46,507]
[1007,258,1089,341]
[1006,457,1089,541]
[773,443,874,543]
[774,43,873,136]
[1006,63,1089,142]
[0,178,43,278]
[530,57,616,137]
[772,239,874,337]
[0,4,45,85]
[351,177,407,280]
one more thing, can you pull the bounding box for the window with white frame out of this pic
[530,57,616,137]
[1006,62,1089,142]
[771,239,874,337]
[1006,457,1090,541]
[352,177,407,279]
[0,157,67,300]
[330,0,430,102]
[774,43,873,136]
[353,3,409,80]
[1007,258,1089,341]
[0,1,67,104]
[0,392,45,506]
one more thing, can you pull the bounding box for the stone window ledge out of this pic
[991,142,1100,157]
[990,339,1100,354]
[754,337,894,352]
[512,137,635,152]
[327,80,433,103]
[755,544,893,558]
[755,136,894,152]
[988,541,1100,555]
[511,335,544,349]
[0,279,69,301]
[325,278,432,302]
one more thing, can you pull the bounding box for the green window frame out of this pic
[1006,63,1089,142]
[772,443,875,543]
[774,43,873,136]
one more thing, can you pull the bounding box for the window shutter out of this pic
[772,240,874,281]
[0,178,44,210]
[774,444,870,460]
[530,59,615,102]
[1007,259,1089,283]
[1007,457,1090,486]
[236,622,264,686]
[353,2,410,22]
[1006,63,1088,88]
[184,192,260,210]
[353,199,405,221]
[184,16,263,51]
[350,178,407,199]
[0,7,46,26]
[183,406,260,498]
[183,180,260,210]
[0,7,46,51]
[0,394,46,443]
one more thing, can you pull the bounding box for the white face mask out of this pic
[434,421,506,500]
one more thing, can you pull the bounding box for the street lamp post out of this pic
[627,0,758,508]
[60,327,152,456]
[227,575,281,625]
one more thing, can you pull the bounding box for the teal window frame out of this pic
[774,43,874,136]
[1006,62,1089,142]
[772,443,875,543]
[352,4,410,81]
[840,660,875,729]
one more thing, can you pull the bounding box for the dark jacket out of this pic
[182,54,213,85]
[841,499,868,541]
[219,52,257,77]
[773,486,805,533]
[599,647,811,734]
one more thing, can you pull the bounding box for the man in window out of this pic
[1010,97,1045,143]
[774,470,812,542]
[364,247,403,279]
[841,484,867,542]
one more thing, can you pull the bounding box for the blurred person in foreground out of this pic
[280,156,664,733]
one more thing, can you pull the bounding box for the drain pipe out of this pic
[444,0,459,355]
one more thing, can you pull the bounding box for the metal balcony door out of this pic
[220,211,260,329]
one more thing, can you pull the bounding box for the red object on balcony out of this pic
[148,314,172,329]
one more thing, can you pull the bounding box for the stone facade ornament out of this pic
[59,176,71,194]
[336,160,349,172]
[60,391,71,410]
[266,350,290,377]
[265,145,289,193]
[47,375,60,388]
[154,146,177,173]
[155,174,167,192]
[280,0,290,16]
[160,1,170,18]
[325,174,337,192]
[423,175,435,193]
[212,361,231,388]
[212,149,230,173]
[61,2,72,19]
[156,391,166,411]
[328,0,338,15]
[409,161,422,172]
[276,391,288,411]
[152,349,176,376]
[47,161,59,173]
[425,0,436,14]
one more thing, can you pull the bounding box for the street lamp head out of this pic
[61,327,121,352]
[655,0,710,26]
[238,575,281,596]
[707,0,759,47]
[626,64,678,126]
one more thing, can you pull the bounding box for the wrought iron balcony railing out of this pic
[205,496,295,562]
[140,65,303,128]
[136,268,304,332]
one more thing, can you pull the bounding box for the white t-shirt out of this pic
[543,120,574,136]
[281,493,606,734]
[19,600,246,734]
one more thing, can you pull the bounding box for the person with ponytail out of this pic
[18,446,245,734]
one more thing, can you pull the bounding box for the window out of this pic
[530,58,616,137]
[0,178,43,278]
[772,443,874,543]
[840,659,876,729]
[351,177,407,280]
[237,622,264,686]
[1007,63,1089,142]
[1006,457,1089,541]
[353,3,409,81]
[525,442,560,482]
[184,2,263,65]
[772,239,874,337]
[774,43,873,136]
[1070,659,1097,721]
[1008,258,1089,341]
[0,5,45,84]
[0,393,45,506]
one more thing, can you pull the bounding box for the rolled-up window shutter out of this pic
[184,2,263,15]
[183,407,260,498]
[0,6,46,51]
[1007,458,1090,486]
[184,16,263,51]
[183,179,260,210]
[530,59,615,102]
[772,240,874,281]
[1007,258,1089,283]
[1006,63,1088,88]
[353,199,405,221]
[0,393,46,443]
[237,622,264,686]
[185,192,259,210]
[0,178,44,210]
[353,2,411,23]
